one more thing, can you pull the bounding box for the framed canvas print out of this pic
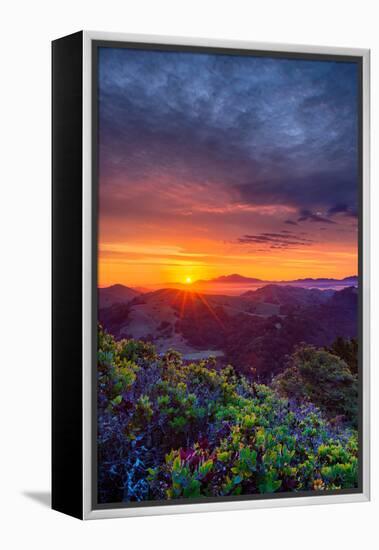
[52,31,370,519]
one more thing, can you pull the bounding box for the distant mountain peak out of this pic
[209,274,264,283]
[105,283,130,290]
[98,284,141,308]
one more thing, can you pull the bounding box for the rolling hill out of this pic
[98,284,358,380]
[98,284,142,308]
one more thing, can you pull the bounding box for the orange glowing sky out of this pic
[97,48,359,288]
[98,177,358,287]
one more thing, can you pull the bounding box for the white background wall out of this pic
[1,0,377,548]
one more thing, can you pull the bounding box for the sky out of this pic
[97,46,359,288]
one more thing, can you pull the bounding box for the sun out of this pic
[184,276,192,284]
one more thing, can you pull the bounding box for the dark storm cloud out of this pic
[235,170,357,217]
[297,209,336,224]
[327,203,358,218]
[99,47,359,217]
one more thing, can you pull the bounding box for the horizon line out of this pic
[98,273,358,289]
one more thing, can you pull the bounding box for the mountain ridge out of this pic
[98,284,142,309]
[195,273,358,285]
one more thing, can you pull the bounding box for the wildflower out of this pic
[313,479,325,491]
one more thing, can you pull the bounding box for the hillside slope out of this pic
[99,285,357,380]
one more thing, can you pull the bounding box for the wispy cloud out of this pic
[238,231,314,249]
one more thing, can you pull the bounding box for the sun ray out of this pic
[195,292,226,330]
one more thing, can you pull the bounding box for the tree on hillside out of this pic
[326,336,358,375]
[273,344,358,426]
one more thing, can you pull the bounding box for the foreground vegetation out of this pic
[97,326,358,503]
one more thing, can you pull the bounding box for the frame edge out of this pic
[81,31,370,519]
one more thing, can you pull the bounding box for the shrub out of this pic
[326,337,358,375]
[273,345,358,426]
[97,327,358,503]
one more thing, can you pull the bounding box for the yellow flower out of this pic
[313,479,325,491]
